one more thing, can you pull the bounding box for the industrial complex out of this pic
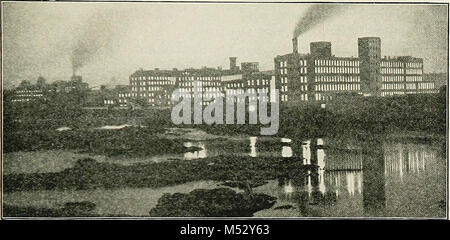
[8,36,441,108]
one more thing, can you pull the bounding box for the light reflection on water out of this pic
[253,137,445,217]
[249,136,258,157]
[281,146,293,157]
[3,133,446,218]
[184,142,208,160]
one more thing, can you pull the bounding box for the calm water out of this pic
[3,129,447,218]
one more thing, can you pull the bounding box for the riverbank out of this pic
[3,155,310,193]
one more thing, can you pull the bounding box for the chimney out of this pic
[292,37,298,54]
[229,57,237,71]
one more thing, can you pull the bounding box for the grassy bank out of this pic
[3,155,310,193]
[3,126,191,156]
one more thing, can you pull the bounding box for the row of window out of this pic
[131,81,173,86]
[315,75,360,83]
[227,82,244,88]
[14,94,44,97]
[281,77,288,84]
[279,67,308,74]
[315,66,359,74]
[278,59,308,67]
[382,75,404,82]
[380,68,403,74]
[314,93,333,101]
[133,86,165,92]
[382,83,405,90]
[179,81,221,87]
[381,92,405,96]
[177,87,222,92]
[417,90,438,94]
[199,82,221,87]
[315,59,359,67]
[406,76,423,82]
[381,61,403,68]
[405,69,423,75]
[418,83,435,90]
[248,79,270,86]
[405,83,417,90]
[315,84,360,92]
[180,76,221,81]
[300,93,308,101]
[203,93,223,99]
[405,62,422,68]
[11,98,36,102]
[14,90,43,93]
[131,76,174,81]
[136,92,156,97]
[135,93,170,98]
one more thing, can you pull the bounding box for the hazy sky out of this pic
[2,2,448,89]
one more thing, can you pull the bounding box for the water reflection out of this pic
[302,141,311,165]
[4,133,444,217]
[384,143,435,180]
[265,137,444,217]
[281,146,293,157]
[184,142,207,160]
[249,137,257,157]
[173,135,443,217]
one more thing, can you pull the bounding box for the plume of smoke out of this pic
[71,11,116,75]
[293,4,348,38]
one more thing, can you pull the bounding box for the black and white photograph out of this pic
[0,1,448,220]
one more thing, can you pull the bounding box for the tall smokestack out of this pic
[229,57,237,71]
[292,37,298,53]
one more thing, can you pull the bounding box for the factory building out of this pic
[117,85,132,107]
[274,37,438,105]
[223,70,273,103]
[380,56,430,96]
[129,69,178,107]
[129,58,245,107]
[179,67,227,106]
[10,75,89,103]
[241,62,260,73]
[11,79,46,102]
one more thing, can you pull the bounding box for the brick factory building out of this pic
[129,57,272,107]
[10,75,89,103]
[274,37,438,105]
[224,69,273,104]
[129,69,178,107]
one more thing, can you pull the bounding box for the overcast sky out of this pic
[2,2,448,89]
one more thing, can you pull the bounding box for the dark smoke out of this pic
[293,4,347,38]
[71,11,116,74]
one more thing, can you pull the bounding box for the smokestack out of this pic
[292,37,298,53]
[229,57,237,71]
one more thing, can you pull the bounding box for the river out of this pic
[3,128,446,218]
